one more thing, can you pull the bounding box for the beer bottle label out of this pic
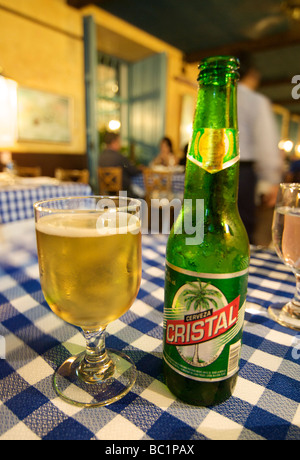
[187,128,239,173]
[163,261,248,382]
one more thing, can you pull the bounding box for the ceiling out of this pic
[67,0,300,115]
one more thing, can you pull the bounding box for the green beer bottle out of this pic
[163,56,250,406]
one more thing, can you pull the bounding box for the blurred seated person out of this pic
[99,132,142,196]
[179,144,188,168]
[286,157,300,182]
[151,137,178,167]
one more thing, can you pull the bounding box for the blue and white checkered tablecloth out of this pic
[0,183,92,224]
[132,174,185,194]
[0,220,299,441]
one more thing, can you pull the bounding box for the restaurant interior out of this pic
[0,0,299,243]
[0,0,299,441]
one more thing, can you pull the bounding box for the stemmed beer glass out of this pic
[34,196,142,407]
[269,183,300,330]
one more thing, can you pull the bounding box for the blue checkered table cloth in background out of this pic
[0,183,92,224]
[0,220,299,440]
[132,173,185,195]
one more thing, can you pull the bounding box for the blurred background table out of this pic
[0,176,92,224]
[0,220,299,440]
[133,171,185,197]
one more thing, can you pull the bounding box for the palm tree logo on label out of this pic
[165,280,240,368]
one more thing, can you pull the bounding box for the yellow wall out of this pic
[0,0,86,154]
[166,59,198,155]
[0,0,199,157]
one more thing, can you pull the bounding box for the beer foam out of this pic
[36,212,140,237]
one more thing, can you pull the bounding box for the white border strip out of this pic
[166,260,249,279]
[163,355,239,382]
[187,154,240,171]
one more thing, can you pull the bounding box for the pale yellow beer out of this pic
[36,212,141,330]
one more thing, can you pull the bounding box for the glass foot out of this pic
[53,348,137,407]
[268,302,300,331]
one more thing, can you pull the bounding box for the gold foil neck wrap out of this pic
[196,129,229,173]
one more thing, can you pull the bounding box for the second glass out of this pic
[269,183,300,330]
[34,196,142,407]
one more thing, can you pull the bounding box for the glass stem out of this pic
[293,273,300,308]
[77,327,115,384]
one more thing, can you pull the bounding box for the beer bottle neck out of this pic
[196,75,238,130]
[195,55,239,129]
[184,64,239,208]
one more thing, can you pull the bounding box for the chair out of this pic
[143,168,173,200]
[16,166,42,177]
[98,167,122,195]
[55,168,89,184]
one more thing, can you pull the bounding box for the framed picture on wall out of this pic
[17,87,72,143]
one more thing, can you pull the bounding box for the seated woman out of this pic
[151,137,178,167]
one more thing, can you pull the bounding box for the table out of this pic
[0,181,92,224]
[132,173,185,195]
[0,220,299,441]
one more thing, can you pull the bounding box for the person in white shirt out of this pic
[237,53,283,243]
